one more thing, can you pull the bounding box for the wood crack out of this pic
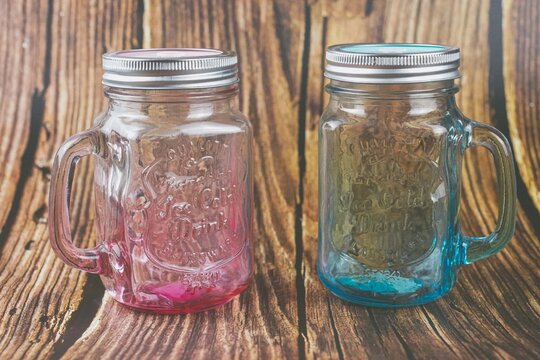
[390,323,415,360]
[272,0,295,95]
[419,307,460,357]
[0,91,43,252]
[294,2,311,359]
[134,0,145,49]
[326,299,344,360]
[50,275,105,359]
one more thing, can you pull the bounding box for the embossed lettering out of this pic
[128,136,247,271]
[334,132,443,268]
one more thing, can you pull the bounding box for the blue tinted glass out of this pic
[342,44,447,54]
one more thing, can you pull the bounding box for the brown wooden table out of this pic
[1,0,539,359]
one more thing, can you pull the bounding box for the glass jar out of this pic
[318,44,517,307]
[49,49,253,313]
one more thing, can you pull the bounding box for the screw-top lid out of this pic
[102,48,238,89]
[325,43,460,84]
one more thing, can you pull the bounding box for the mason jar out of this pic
[49,48,254,313]
[318,44,516,307]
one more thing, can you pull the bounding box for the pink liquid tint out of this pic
[112,246,252,314]
[98,203,252,314]
[132,279,251,314]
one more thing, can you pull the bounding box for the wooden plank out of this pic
[0,0,46,236]
[303,0,540,358]
[503,0,540,214]
[63,0,307,358]
[0,1,141,358]
[0,0,52,356]
[0,0,537,359]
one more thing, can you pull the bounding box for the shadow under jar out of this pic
[49,49,254,313]
[318,44,517,307]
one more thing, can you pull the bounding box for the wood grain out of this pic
[0,0,538,359]
[503,0,540,214]
[0,0,140,358]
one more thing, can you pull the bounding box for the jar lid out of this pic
[102,48,238,89]
[325,43,460,84]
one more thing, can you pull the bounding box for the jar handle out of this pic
[461,119,517,264]
[48,129,105,274]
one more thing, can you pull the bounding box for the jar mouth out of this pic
[102,48,239,90]
[325,43,460,84]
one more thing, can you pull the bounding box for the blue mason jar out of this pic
[318,44,517,307]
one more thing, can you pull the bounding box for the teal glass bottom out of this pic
[318,266,457,307]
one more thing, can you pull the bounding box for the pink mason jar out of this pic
[49,49,254,313]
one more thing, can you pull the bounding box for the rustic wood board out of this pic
[0,0,538,359]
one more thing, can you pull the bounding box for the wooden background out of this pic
[0,0,539,359]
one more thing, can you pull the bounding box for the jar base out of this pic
[109,282,250,314]
[318,270,453,308]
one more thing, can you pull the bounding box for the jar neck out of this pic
[327,79,458,96]
[104,84,239,117]
[326,79,459,115]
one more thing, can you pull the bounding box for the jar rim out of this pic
[325,43,461,84]
[102,48,239,90]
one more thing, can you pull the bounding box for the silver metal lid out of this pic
[102,48,238,89]
[325,43,460,84]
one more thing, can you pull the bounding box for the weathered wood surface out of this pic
[0,0,538,359]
